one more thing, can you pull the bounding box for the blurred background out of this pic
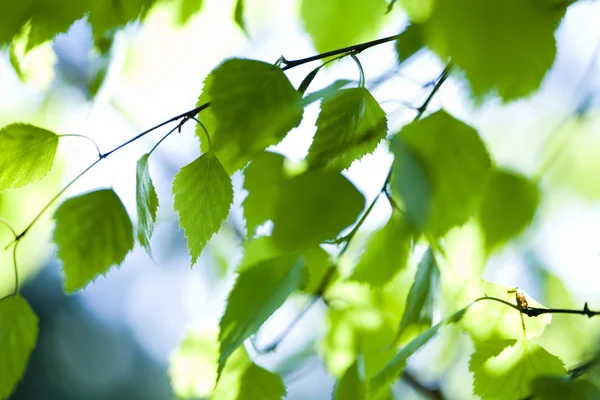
[2,0,600,398]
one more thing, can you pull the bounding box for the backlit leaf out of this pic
[334,361,366,400]
[532,376,600,400]
[397,248,439,334]
[53,189,134,292]
[395,24,424,63]
[394,110,492,237]
[218,256,305,374]
[478,169,540,252]
[271,171,365,252]
[243,152,286,237]
[233,0,247,34]
[307,87,388,171]
[200,59,303,173]
[424,0,566,101]
[350,212,413,286]
[0,296,38,399]
[173,152,233,265]
[178,0,204,25]
[0,123,59,192]
[135,154,159,257]
[300,0,388,53]
[470,339,566,400]
[238,364,286,400]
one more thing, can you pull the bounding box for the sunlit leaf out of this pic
[470,339,566,400]
[271,171,365,252]
[424,0,566,101]
[393,110,492,237]
[87,0,157,44]
[238,364,286,400]
[299,245,331,294]
[218,256,305,374]
[53,189,134,292]
[307,87,388,171]
[532,376,600,400]
[397,248,439,335]
[400,0,434,22]
[173,152,233,265]
[0,123,59,192]
[300,0,388,53]
[478,169,540,252]
[199,59,303,173]
[350,212,413,286]
[243,152,286,237]
[135,154,158,257]
[169,327,218,399]
[334,361,366,400]
[0,296,38,399]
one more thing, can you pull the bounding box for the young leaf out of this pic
[173,152,233,265]
[424,0,565,101]
[238,364,286,400]
[532,376,600,400]
[243,152,286,237]
[470,339,566,400]
[0,296,38,399]
[307,87,388,171]
[271,171,365,252]
[350,212,413,286]
[0,123,59,191]
[201,59,303,173]
[395,24,424,63]
[478,169,540,252]
[334,361,366,400]
[397,248,439,335]
[394,110,492,237]
[370,306,469,394]
[136,154,159,257]
[299,245,331,294]
[300,0,388,53]
[53,189,134,292]
[218,256,305,374]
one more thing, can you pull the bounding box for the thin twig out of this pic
[402,371,445,400]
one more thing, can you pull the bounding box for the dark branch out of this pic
[473,296,600,318]
[402,371,445,400]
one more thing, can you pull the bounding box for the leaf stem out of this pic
[189,116,212,151]
[350,53,366,88]
[58,134,103,158]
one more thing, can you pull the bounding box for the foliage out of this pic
[0,0,596,399]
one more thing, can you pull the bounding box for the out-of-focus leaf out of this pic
[135,154,159,257]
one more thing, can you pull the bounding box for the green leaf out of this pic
[218,256,305,374]
[271,171,365,252]
[302,80,352,107]
[299,245,331,294]
[0,123,59,192]
[350,212,413,286]
[478,169,540,252]
[233,0,247,34]
[394,110,492,237]
[307,87,388,171]
[169,327,218,399]
[173,152,233,265]
[470,339,566,400]
[399,0,434,22]
[397,248,439,334]
[334,361,366,400]
[238,364,286,400]
[395,24,424,63]
[300,0,388,53]
[424,0,566,101]
[53,189,134,292]
[87,0,157,44]
[243,152,286,237]
[199,59,303,173]
[532,376,600,400]
[391,136,430,231]
[0,296,38,399]
[370,306,469,394]
[136,154,159,257]
[178,0,204,25]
